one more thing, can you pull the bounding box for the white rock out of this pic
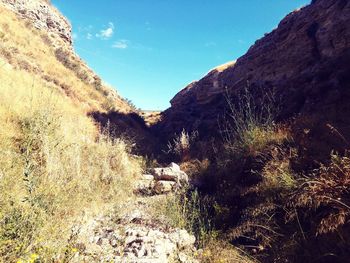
[168,162,181,171]
[142,174,155,180]
[152,163,188,184]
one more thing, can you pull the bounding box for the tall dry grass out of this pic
[0,18,142,263]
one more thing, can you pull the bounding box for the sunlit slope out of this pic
[0,6,132,114]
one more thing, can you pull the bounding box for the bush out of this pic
[149,188,256,262]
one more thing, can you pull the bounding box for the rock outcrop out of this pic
[135,163,189,195]
[1,0,72,44]
[157,0,350,139]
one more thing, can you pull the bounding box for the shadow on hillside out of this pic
[89,111,161,156]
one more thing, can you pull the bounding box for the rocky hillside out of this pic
[1,0,72,45]
[0,0,158,155]
[0,0,134,114]
[158,0,350,142]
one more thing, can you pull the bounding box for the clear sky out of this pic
[52,0,310,110]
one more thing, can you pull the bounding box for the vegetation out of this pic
[165,85,350,262]
[149,188,256,263]
[0,7,141,262]
[0,6,128,113]
[0,72,141,262]
[166,129,198,162]
[1,2,350,263]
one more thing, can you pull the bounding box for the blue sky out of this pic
[52,0,310,110]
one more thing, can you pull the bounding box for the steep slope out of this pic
[0,2,144,262]
[0,0,158,154]
[153,2,350,262]
[158,0,350,143]
[0,0,135,115]
[1,0,72,45]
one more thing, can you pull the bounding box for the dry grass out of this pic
[0,7,142,262]
[0,6,131,114]
[148,190,256,263]
[221,85,284,157]
[197,239,257,263]
[0,68,142,262]
[290,152,350,235]
[166,129,198,162]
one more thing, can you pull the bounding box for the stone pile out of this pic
[135,163,189,195]
[72,197,198,263]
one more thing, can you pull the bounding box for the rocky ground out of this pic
[71,164,198,263]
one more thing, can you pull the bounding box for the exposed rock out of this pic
[134,163,189,195]
[142,174,155,181]
[153,180,176,194]
[73,197,198,263]
[157,0,350,141]
[153,162,189,184]
[0,0,72,45]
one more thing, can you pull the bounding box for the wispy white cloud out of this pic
[145,21,152,31]
[96,22,115,40]
[112,39,129,49]
[86,33,93,40]
[205,41,217,47]
[72,33,78,40]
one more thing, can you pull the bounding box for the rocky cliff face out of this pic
[158,0,350,139]
[1,0,72,44]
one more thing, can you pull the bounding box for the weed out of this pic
[166,129,198,161]
[220,85,280,156]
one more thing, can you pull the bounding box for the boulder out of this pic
[134,179,155,194]
[169,229,196,250]
[152,163,189,184]
[142,174,155,180]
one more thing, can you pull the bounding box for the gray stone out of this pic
[152,163,188,184]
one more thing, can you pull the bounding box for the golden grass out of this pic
[0,6,131,114]
[197,239,257,263]
[214,61,236,73]
[0,6,142,262]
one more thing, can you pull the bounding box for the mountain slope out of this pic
[0,2,143,262]
[158,0,350,144]
[0,1,133,114]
